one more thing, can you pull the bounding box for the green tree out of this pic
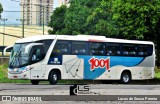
[112,0,160,40]
[64,0,91,35]
[0,3,3,15]
[48,5,67,34]
[48,0,104,35]
[85,0,118,37]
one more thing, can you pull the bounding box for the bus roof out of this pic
[16,35,154,45]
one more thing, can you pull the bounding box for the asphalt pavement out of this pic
[0,83,160,104]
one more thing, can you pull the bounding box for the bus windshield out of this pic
[9,43,31,68]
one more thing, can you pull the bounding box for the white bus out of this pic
[8,35,155,85]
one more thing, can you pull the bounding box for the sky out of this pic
[0,0,58,25]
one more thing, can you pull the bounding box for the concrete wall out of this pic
[0,57,9,64]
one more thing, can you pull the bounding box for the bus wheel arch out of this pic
[48,69,61,85]
[120,70,132,84]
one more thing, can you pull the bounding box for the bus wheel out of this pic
[31,80,39,85]
[120,71,131,84]
[49,71,58,85]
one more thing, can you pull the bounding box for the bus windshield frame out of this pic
[9,43,31,68]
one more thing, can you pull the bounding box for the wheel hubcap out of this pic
[123,74,129,82]
[53,74,57,81]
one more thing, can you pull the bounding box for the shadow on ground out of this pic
[13,78,160,85]
[58,78,160,85]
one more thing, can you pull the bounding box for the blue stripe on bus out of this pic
[77,55,144,80]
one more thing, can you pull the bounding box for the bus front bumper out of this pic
[8,71,30,79]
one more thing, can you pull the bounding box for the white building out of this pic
[58,0,69,7]
[20,0,53,26]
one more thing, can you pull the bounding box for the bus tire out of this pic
[49,71,58,85]
[120,71,131,84]
[31,80,39,85]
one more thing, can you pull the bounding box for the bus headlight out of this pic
[22,66,34,73]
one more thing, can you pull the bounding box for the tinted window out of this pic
[106,43,121,56]
[30,45,44,64]
[90,42,105,55]
[43,40,53,53]
[51,40,71,56]
[122,44,137,56]
[35,40,53,54]
[72,41,88,55]
[148,45,153,56]
[138,45,153,56]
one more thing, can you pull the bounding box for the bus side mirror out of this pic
[3,45,13,56]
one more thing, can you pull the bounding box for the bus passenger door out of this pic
[30,45,44,79]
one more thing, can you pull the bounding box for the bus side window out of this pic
[122,44,137,56]
[51,40,71,57]
[32,49,41,61]
[138,45,153,56]
[106,43,121,56]
[147,45,153,56]
[90,42,105,56]
[72,41,88,55]
[43,40,53,54]
[35,40,53,55]
[30,46,44,64]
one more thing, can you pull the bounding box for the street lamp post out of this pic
[16,18,26,38]
[1,18,8,46]
[20,3,27,38]
[22,4,25,38]
[0,18,7,56]
[43,6,44,35]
